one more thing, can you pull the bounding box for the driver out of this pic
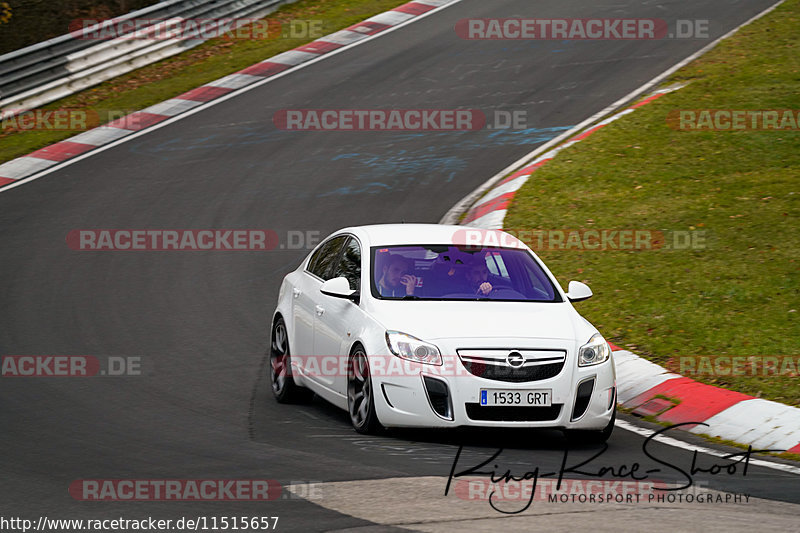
[377,255,417,297]
[465,256,493,296]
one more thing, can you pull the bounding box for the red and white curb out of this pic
[613,345,800,455]
[0,0,458,188]
[458,87,800,455]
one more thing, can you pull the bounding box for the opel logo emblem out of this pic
[506,351,525,368]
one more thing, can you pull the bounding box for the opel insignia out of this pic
[269,224,616,441]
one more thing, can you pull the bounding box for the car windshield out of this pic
[371,245,561,302]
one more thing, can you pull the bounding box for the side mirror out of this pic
[566,281,592,302]
[320,277,359,303]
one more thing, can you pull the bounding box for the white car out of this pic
[269,224,616,441]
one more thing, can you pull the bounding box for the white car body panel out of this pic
[271,224,616,430]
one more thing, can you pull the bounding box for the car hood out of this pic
[369,300,582,342]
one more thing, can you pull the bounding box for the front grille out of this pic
[458,349,566,383]
[465,403,563,422]
[461,361,564,382]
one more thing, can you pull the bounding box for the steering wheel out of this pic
[475,285,496,297]
[483,287,525,299]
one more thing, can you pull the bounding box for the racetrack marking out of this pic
[615,419,800,476]
[298,410,322,421]
[0,0,467,193]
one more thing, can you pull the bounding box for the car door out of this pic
[292,236,347,382]
[314,236,363,396]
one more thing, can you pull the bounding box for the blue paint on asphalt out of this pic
[132,123,574,197]
[312,125,573,197]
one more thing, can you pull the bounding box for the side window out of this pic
[307,236,347,280]
[334,237,362,291]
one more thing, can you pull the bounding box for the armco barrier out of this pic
[0,0,298,118]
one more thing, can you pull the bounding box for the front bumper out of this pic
[372,338,616,430]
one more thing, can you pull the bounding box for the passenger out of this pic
[427,252,468,297]
[377,255,417,297]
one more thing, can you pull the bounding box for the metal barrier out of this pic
[0,0,295,118]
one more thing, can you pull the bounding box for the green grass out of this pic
[504,0,800,405]
[0,0,408,163]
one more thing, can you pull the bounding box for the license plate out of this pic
[480,389,552,406]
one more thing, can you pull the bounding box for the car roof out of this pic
[338,224,522,248]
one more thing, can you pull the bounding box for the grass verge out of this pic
[0,0,408,164]
[504,0,800,405]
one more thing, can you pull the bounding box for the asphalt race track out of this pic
[1,0,798,531]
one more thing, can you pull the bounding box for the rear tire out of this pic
[269,318,313,404]
[347,346,382,434]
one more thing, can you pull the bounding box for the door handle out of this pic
[292,288,301,298]
[315,305,325,317]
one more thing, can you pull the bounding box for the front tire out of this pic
[565,408,616,445]
[270,318,312,403]
[347,347,382,434]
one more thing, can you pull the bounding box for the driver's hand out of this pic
[478,282,492,295]
[400,274,417,295]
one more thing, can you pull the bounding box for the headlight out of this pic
[385,331,442,365]
[578,333,611,367]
